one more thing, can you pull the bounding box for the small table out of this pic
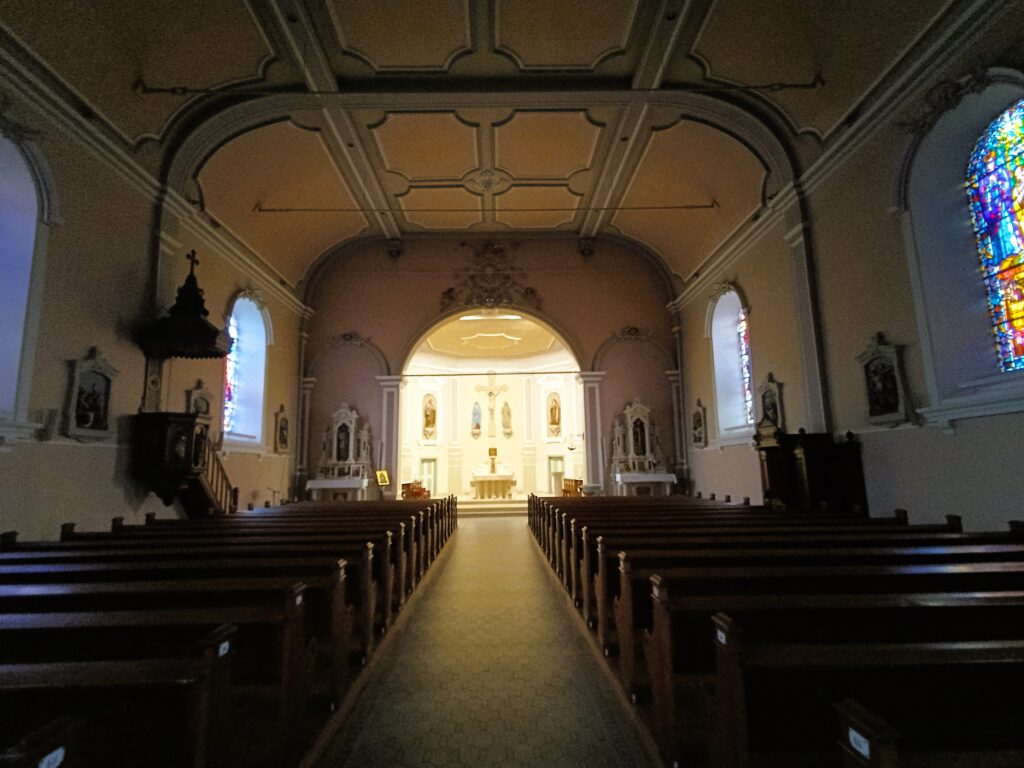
[471,473,515,500]
[613,472,676,497]
[306,477,370,501]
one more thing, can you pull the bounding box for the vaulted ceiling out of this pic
[0,0,954,290]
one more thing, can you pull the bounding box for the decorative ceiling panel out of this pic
[495,0,640,70]
[685,0,951,136]
[327,0,472,71]
[400,187,483,229]
[495,186,580,230]
[198,121,367,286]
[495,111,600,179]
[612,119,765,279]
[0,0,272,143]
[372,112,479,180]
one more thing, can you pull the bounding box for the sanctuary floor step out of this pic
[314,517,656,768]
[456,498,528,517]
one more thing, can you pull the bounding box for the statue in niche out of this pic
[612,422,626,458]
[471,402,482,437]
[358,425,371,464]
[336,423,351,462]
[547,393,561,437]
[632,418,647,457]
[423,394,437,440]
[502,401,512,437]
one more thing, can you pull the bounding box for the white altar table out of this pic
[613,472,676,497]
[471,472,515,500]
[306,477,370,501]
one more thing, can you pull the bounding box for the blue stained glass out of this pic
[966,98,1024,372]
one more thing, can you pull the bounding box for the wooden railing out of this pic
[200,436,237,515]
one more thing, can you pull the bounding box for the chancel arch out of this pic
[398,309,586,499]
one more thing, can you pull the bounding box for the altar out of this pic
[306,476,370,501]
[470,472,516,499]
[613,471,676,496]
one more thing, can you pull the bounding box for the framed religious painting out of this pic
[691,399,707,447]
[757,373,784,432]
[857,333,911,426]
[65,347,118,441]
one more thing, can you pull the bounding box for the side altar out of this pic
[610,399,676,496]
[306,403,372,501]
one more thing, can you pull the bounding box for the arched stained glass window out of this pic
[0,136,38,421]
[711,289,754,436]
[222,296,268,443]
[966,97,1024,372]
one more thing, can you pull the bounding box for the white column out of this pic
[447,375,462,494]
[665,369,684,472]
[784,219,829,433]
[579,371,606,491]
[377,375,403,499]
[520,374,535,495]
[295,376,316,492]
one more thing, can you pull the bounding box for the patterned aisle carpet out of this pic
[317,516,657,768]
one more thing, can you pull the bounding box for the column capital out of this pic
[301,376,316,390]
[376,375,405,389]
[664,369,681,384]
[578,371,606,384]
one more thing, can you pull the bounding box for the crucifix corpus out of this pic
[476,371,508,438]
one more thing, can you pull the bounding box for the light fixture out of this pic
[458,313,522,321]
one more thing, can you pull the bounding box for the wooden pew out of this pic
[0,716,81,768]
[645,584,1024,766]
[712,612,1024,768]
[615,554,1024,699]
[0,623,235,768]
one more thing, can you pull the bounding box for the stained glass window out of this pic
[221,297,267,442]
[966,97,1024,372]
[737,309,754,424]
[222,312,239,433]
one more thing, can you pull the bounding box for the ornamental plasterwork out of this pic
[439,240,541,311]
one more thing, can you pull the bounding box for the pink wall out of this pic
[303,237,679,492]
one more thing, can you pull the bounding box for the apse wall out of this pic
[302,237,679,494]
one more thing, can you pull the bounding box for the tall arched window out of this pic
[223,295,268,444]
[709,288,754,436]
[965,97,1024,373]
[0,136,39,422]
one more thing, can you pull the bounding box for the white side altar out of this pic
[306,476,370,501]
[609,398,675,496]
[613,472,677,496]
[308,402,374,501]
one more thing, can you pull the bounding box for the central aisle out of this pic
[318,516,656,767]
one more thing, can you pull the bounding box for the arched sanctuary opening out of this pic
[398,309,585,499]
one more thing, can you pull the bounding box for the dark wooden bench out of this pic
[712,612,1024,768]
[0,623,235,768]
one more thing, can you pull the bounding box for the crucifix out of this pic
[475,371,508,438]
[186,249,199,274]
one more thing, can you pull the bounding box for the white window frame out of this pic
[900,70,1024,431]
[221,292,273,451]
[705,284,754,447]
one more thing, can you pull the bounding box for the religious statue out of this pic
[547,393,561,437]
[336,423,350,462]
[423,394,437,440]
[358,425,371,464]
[612,422,625,458]
[471,402,482,437]
[476,371,508,438]
[632,417,646,457]
[502,401,512,437]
